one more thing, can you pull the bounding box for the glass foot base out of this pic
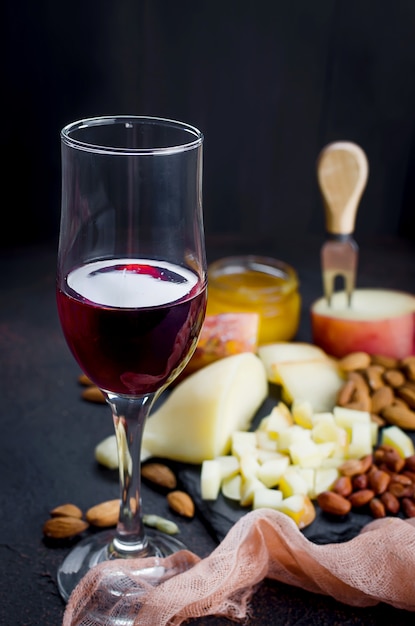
[57,528,187,604]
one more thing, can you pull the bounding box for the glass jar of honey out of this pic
[206,255,301,345]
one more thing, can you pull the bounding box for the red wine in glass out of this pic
[57,259,207,395]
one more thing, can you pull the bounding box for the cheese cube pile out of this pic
[200,401,382,528]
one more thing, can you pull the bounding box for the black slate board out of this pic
[178,463,374,545]
[172,385,415,546]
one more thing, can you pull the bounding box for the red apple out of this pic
[311,289,415,359]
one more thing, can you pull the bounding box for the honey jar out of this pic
[206,255,301,345]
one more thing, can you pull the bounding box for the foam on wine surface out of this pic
[67,259,198,308]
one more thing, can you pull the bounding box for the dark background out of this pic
[4,0,415,253]
[2,4,415,623]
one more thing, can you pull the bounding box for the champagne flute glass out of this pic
[56,116,207,604]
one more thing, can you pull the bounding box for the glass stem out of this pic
[105,392,156,558]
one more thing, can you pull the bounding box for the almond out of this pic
[348,489,375,508]
[401,484,415,498]
[332,475,353,497]
[370,385,394,414]
[352,473,368,490]
[396,384,415,410]
[369,497,386,518]
[86,499,119,527]
[339,454,372,477]
[338,352,371,371]
[380,491,400,515]
[387,481,407,498]
[402,498,415,517]
[373,448,387,464]
[141,462,177,489]
[336,379,355,406]
[43,516,89,539]
[368,469,390,494]
[346,372,372,411]
[317,491,351,516]
[405,362,415,382]
[339,459,363,477]
[371,354,399,369]
[82,386,106,404]
[382,369,405,388]
[391,398,410,410]
[364,365,385,391]
[400,356,415,381]
[378,446,405,472]
[389,473,412,486]
[167,490,195,518]
[347,371,370,396]
[50,503,83,519]
[381,405,415,430]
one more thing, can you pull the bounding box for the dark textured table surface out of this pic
[1,234,414,625]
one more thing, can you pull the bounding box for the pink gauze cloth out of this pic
[63,509,415,626]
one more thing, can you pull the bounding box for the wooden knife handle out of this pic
[317,141,369,235]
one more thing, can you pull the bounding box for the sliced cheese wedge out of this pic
[142,353,268,463]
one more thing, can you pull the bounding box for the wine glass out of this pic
[56,116,207,604]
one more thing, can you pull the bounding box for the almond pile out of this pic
[43,500,118,539]
[317,447,415,519]
[43,465,194,539]
[336,353,415,429]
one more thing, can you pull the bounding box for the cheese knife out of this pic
[317,141,369,307]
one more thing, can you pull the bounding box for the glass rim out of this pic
[60,115,204,155]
